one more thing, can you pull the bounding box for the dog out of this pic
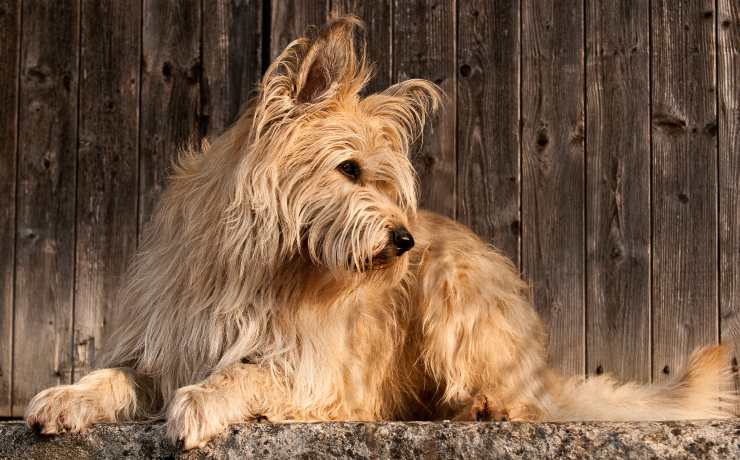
[25,17,736,450]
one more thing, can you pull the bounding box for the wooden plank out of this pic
[393,0,456,218]
[73,0,140,381]
[329,0,392,95]
[0,0,20,416]
[140,0,202,229]
[270,0,329,60]
[457,0,520,264]
[202,0,262,137]
[718,0,740,407]
[13,0,79,416]
[651,0,718,384]
[521,0,585,376]
[585,0,651,382]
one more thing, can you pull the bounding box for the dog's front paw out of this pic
[166,385,229,450]
[25,386,103,435]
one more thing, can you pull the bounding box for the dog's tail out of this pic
[545,345,737,421]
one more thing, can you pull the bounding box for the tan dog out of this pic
[25,17,735,450]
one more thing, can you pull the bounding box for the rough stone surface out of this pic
[0,420,739,459]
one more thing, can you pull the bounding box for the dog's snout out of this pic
[392,226,414,255]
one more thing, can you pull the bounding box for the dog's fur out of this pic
[25,17,736,450]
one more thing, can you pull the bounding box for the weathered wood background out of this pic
[0,0,738,417]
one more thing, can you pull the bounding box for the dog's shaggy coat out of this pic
[26,17,736,449]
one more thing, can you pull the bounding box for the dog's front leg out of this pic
[25,367,147,434]
[166,362,285,450]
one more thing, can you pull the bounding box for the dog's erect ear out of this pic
[362,79,443,152]
[260,16,367,109]
[294,16,367,104]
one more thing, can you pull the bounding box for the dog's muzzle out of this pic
[391,226,414,255]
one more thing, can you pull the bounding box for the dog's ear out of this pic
[260,16,367,109]
[363,79,443,151]
[294,16,367,104]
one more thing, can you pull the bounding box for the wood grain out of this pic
[330,0,392,95]
[393,0,456,219]
[270,0,329,60]
[521,0,585,376]
[139,0,202,230]
[651,0,718,384]
[202,0,262,137]
[585,0,651,382]
[718,0,740,407]
[457,0,520,265]
[0,0,20,415]
[73,0,140,381]
[13,0,79,416]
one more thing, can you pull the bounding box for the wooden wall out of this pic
[0,0,737,417]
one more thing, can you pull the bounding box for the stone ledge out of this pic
[1,420,738,459]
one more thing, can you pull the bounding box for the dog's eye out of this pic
[337,160,361,181]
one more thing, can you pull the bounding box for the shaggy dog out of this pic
[26,17,735,450]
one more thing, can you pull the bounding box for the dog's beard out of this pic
[357,238,401,271]
[301,194,407,275]
[305,218,396,274]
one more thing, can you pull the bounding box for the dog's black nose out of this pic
[392,226,414,255]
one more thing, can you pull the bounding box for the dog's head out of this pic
[240,17,440,276]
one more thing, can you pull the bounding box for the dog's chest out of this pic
[324,292,413,418]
